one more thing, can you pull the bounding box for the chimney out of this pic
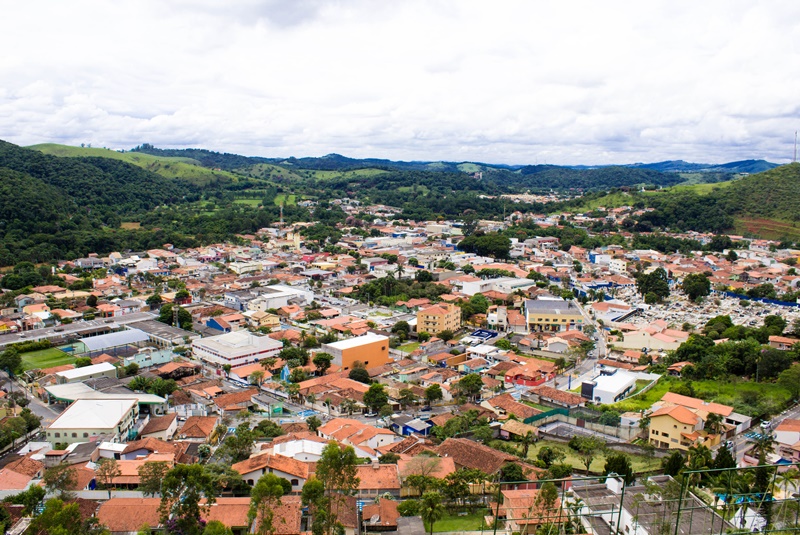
[372,460,380,469]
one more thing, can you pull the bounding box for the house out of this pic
[388,416,432,436]
[362,498,400,532]
[523,299,584,332]
[504,358,556,387]
[494,489,565,534]
[138,413,178,440]
[231,452,310,490]
[527,385,585,409]
[580,368,637,405]
[436,438,517,475]
[499,420,539,441]
[201,497,253,535]
[177,416,220,442]
[355,462,401,499]
[212,388,259,415]
[96,498,163,535]
[482,393,541,421]
[769,335,799,351]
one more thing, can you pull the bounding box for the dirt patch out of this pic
[734,217,800,240]
[120,222,141,229]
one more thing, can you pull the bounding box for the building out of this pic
[192,330,283,368]
[320,333,391,372]
[231,452,310,490]
[523,299,584,333]
[416,303,461,335]
[580,368,637,404]
[46,399,139,444]
[55,362,118,384]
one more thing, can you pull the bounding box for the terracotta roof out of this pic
[213,388,259,410]
[362,498,400,529]
[4,456,44,478]
[0,468,32,490]
[660,392,733,417]
[179,416,219,438]
[485,393,541,420]
[355,464,401,491]
[530,385,584,407]
[650,405,700,426]
[140,413,178,436]
[96,498,162,532]
[776,419,800,432]
[122,437,181,455]
[436,438,517,474]
[231,453,310,479]
[201,497,251,528]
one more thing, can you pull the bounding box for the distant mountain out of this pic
[625,159,778,174]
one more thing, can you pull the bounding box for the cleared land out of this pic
[30,143,240,185]
[526,439,661,473]
[273,194,297,206]
[432,510,488,532]
[20,348,76,371]
[734,217,800,240]
[311,168,389,179]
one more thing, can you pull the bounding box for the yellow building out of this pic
[523,299,584,332]
[321,332,390,372]
[417,303,461,335]
[648,405,721,451]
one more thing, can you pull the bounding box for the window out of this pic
[83,433,89,437]
[72,433,77,437]
[54,433,60,438]
[291,479,299,486]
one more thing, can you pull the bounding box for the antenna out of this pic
[795,131,797,162]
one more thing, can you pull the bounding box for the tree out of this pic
[250,370,265,385]
[30,499,86,535]
[495,338,513,351]
[43,464,77,499]
[604,453,634,485]
[96,458,121,490]
[379,452,401,464]
[138,461,170,496]
[405,474,440,496]
[307,415,322,432]
[779,364,800,401]
[316,442,360,535]
[146,293,163,309]
[568,436,606,472]
[348,367,371,384]
[124,362,140,377]
[157,303,193,330]
[713,444,736,470]
[635,267,670,301]
[255,419,284,438]
[3,484,45,515]
[453,373,483,401]
[425,384,443,405]
[219,422,255,463]
[681,273,711,301]
[313,353,333,375]
[205,464,252,497]
[222,363,232,377]
[249,473,287,535]
[363,383,389,412]
[399,388,418,408]
[662,450,684,477]
[536,446,566,468]
[86,294,98,307]
[0,504,10,535]
[419,491,445,535]
[499,462,526,483]
[437,329,454,342]
[0,348,22,375]
[301,477,326,535]
[203,520,234,535]
[160,464,217,535]
[74,357,93,368]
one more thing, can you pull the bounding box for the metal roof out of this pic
[79,328,149,351]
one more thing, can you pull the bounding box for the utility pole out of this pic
[795,131,797,162]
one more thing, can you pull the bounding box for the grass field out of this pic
[120,222,141,229]
[526,439,661,473]
[431,510,488,532]
[311,168,388,179]
[30,143,240,186]
[273,194,297,206]
[233,199,262,206]
[399,342,421,353]
[236,163,306,181]
[20,348,76,371]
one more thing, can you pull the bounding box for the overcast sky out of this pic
[1,0,799,165]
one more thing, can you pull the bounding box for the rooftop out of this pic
[49,399,138,430]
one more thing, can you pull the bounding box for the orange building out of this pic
[416,303,461,335]
[321,332,391,371]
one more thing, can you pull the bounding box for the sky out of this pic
[1,0,799,165]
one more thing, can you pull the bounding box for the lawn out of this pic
[20,348,77,371]
[527,439,661,474]
[399,342,420,353]
[431,510,488,532]
[273,194,297,206]
[233,198,262,206]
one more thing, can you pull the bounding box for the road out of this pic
[728,400,800,461]
[1,369,62,426]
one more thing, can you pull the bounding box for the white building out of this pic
[191,331,283,368]
[46,399,139,444]
[581,368,637,405]
[55,362,118,384]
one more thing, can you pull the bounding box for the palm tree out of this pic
[704,412,723,435]
[250,370,265,386]
[419,491,445,535]
[686,444,712,488]
[520,431,535,459]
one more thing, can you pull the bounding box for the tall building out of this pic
[321,332,390,372]
[523,299,583,332]
[416,303,461,335]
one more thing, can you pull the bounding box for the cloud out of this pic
[1,0,799,164]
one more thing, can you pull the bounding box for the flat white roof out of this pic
[49,399,137,430]
[45,382,166,405]
[80,329,149,351]
[324,332,388,350]
[192,331,282,354]
[593,370,637,393]
[56,362,116,380]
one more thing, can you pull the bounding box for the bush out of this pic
[397,499,419,516]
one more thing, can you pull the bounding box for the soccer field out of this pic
[20,348,77,371]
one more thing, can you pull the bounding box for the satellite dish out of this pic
[369,515,380,524]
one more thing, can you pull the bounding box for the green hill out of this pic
[30,143,239,186]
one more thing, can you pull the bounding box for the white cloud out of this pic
[1,0,799,164]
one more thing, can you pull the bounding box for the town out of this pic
[0,208,799,535]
